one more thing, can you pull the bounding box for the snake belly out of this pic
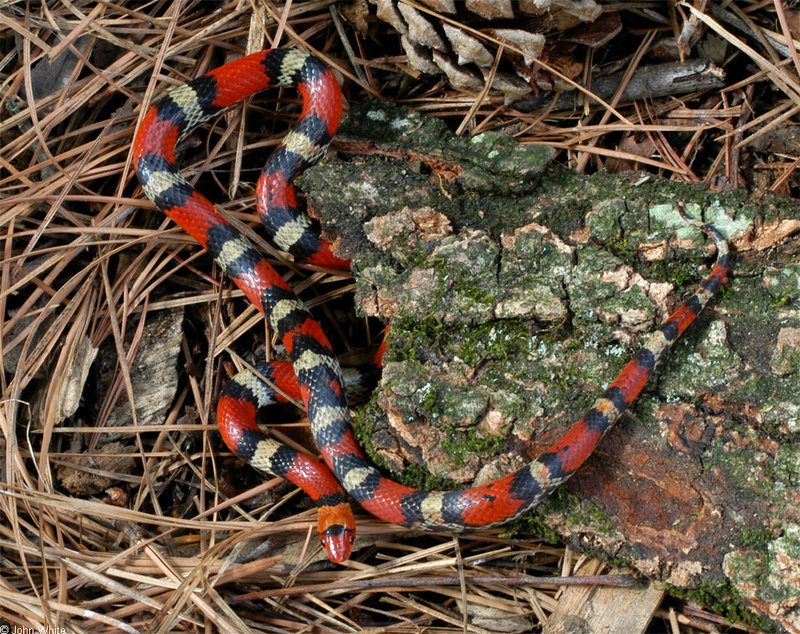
[133,49,731,563]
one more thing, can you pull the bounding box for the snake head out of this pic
[318,502,356,563]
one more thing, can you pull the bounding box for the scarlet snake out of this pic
[133,49,730,564]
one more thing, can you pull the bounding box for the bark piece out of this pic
[94,307,183,442]
[58,442,136,495]
[301,102,800,632]
[544,559,663,634]
[515,59,726,112]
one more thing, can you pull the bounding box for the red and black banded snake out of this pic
[133,49,730,563]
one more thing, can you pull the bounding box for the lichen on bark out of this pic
[299,102,800,631]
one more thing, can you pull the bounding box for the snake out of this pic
[133,49,731,564]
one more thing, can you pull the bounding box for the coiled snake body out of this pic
[133,49,730,563]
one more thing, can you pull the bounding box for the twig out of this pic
[234,573,640,600]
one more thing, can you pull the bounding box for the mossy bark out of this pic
[300,102,800,632]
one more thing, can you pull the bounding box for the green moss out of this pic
[604,234,634,261]
[659,320,741,401]
[585,198,625,244]
[643,258,698,288]
[704,445,770,499]
[350,401,392,473]
[430,253,497,311]
[738,527,777,548]
[550,490,621,535]
[666,581,769,631]
[353,399,491,491]
[771,445,800,491]
[440,422,509,467]
[391,315,536,367]
[394,463,459,491]
[764,263,800,302]
[503,512,562,545]
[723,525,800,625]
